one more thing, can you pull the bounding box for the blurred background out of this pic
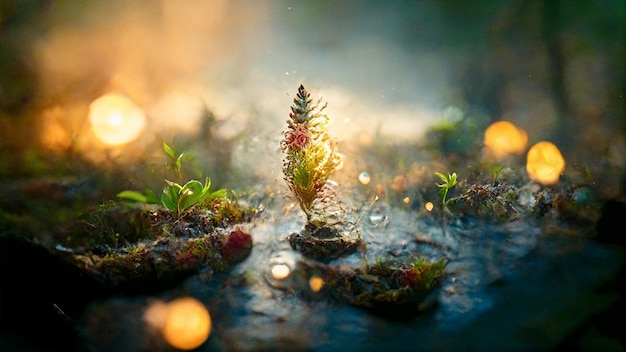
[1,0,624,197]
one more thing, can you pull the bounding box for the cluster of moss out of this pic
[56,195,256,287]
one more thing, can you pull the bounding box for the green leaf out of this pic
[143,189,159,204]
[163,142,176,161]
[176,153,184,170]
[202,177,212,195]
[117,190,149,203]
[179,180,204,211]
[434,171,447,187]
[117,189,160,204]
[208,188,228,199]
[449,172,457,187]
[161,180,182,211]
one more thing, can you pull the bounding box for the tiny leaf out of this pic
[117,190,149,203]
[163,142,176,161]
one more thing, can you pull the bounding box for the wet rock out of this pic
[287,223,364,261]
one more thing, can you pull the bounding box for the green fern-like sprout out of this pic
[281,85,341,221]
[435,171,457,205]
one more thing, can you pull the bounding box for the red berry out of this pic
[222,230,253,263]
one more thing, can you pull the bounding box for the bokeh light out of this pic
[484,121,528,160]
[309,276,324,293]
[162,297,212,351]
[144,297,211,351]
[88,93,146,146]
[526,141,565,185]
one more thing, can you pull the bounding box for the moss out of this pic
[291,256,447,320]
[53,195,257,288]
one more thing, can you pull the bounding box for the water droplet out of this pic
[271,264,290,280]
[368,212,388,227]
[264,251,298,289]
[358,172,371,185]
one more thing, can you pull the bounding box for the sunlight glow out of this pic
[88,93,146,146]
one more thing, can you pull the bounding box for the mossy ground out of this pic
[49,197,258,288]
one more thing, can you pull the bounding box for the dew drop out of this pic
[368,212,388,227]
[264,251,298,289]
[271,264,290,280]
[358,172,371,185]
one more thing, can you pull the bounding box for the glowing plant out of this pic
[281,84,342,224]
[118,142,227,217]
[435,171,457,205]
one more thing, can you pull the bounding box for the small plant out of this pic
[161,177,227,216]
[435,171,457,205]
[118,142,227,217]
[492,165,505,185]
[397,257,447,290]
[281,84,342,224]
[163,141,185,182]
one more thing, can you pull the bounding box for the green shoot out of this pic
[163,142,184,182]
[492,165,505,185]
[435,171,457,205]
[161,177,227,216]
